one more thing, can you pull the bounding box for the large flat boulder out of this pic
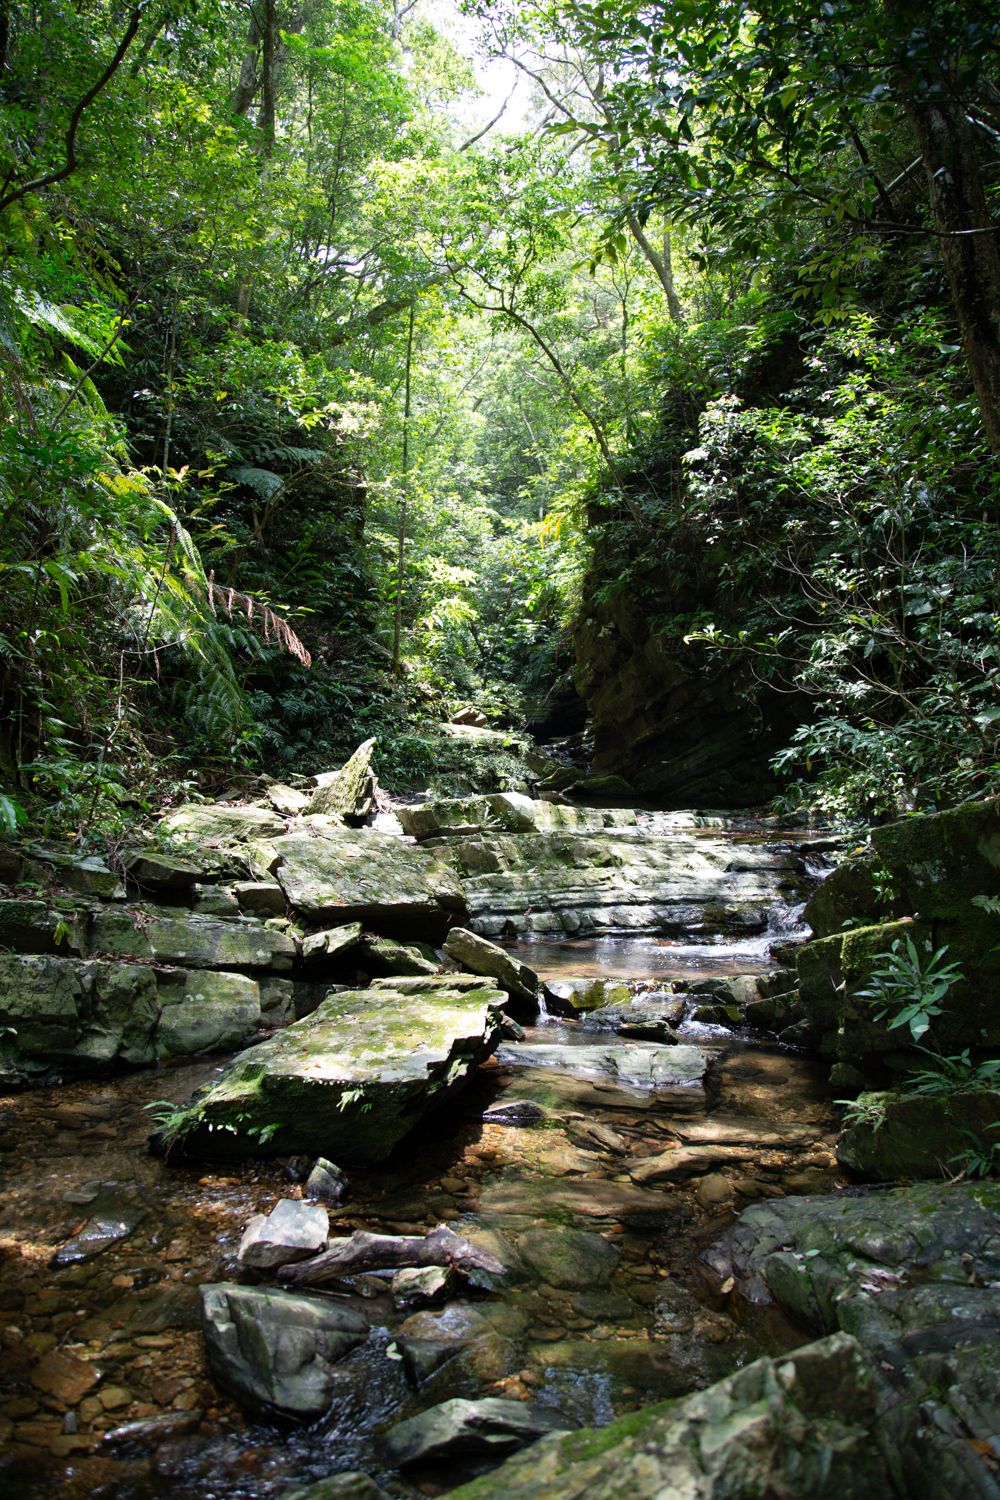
[435,830,799,938]
[269,828,466,940]
[89,907,295,970]
[200,1284,368,1421]
[159,984,503,1164]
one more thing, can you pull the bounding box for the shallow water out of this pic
[0,1013,839,1499]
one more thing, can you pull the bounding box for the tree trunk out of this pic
[905,99,1000,452]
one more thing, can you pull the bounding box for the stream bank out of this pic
[1,784,998,1497]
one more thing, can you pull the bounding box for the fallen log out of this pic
[277,1225,506,1287]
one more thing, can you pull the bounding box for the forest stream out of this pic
[0,816,843,1500]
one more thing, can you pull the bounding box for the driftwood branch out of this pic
[277,1225,505,1286]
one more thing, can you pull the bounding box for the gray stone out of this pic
[124,850,205,892]
[233,881,286,916]
[443,927,539,1006]
[90,907,295,970]
[283,1476,389,1500]
[391,1265,458,1309]
[161,985,503,1165]
[305,1158,348,1206]
[192,884,241,916]
[0,954,159,1081]
[238,1199,329,1270]
[495,1039,708,1108]
[703,1182,1000,1499]
[160,803,288,849]
[517,1227,620,1290]
[836,1088,1000,1180]
[435,829,799,939]
[0,897,79,955]
[356,935,439,976]
[447,1334,892,1500]
[52,1187,146,1266]
[308,739,377,822]
[156,969,261,1058]
[259,976,297,1027]
[271,828,466,940]
[399,795,636,841]
[386,1396,565,1470]
[200,1283,368,1421]
[301,922,364,964]
[264,783,310,817]
[369,973,499,993]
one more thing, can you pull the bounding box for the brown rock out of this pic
[30,1351,100,1404]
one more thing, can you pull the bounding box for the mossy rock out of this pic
[159,984,503,1164]
[837,1087,1000,1180]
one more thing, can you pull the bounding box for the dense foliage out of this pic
[1,0,997,833]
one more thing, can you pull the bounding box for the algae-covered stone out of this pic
[156,969,261,1058]
[90,907,295,970]
[448,1333,891,1500]
[0,954,158,1080]
[308,738,377,822]
[233,881,286,916]
[301,922,363,964]
[163,984,503,1164]
[124,850,205,892]
[271,828,466,939]
[836,1087,1000,1180]
[543,977,632,1016]
[161,802,288,848]
[356,935,440,976]
[443,927,539,1007]
[703,1181,1000,1499]
[0,897,81,955]
[200,1283,367,1421]
[516,1227,619,1290]
[386,1397,565,1469]
[803,799,1000,1062]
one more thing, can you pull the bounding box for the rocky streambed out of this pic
[1,779,998,1499]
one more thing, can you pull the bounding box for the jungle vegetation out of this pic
[0,0,997,834]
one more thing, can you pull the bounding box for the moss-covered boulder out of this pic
[271,828,466,940]
[796,799,1000,1080]
[308,737,377,822]
[159,984,503,1164]
[704,1182,1000,1499]
[156,969,262,1058]
[89,907,296,970]
[449,1333,892,1499]
[836,1087,1000,1180]
[0,954,160,1082]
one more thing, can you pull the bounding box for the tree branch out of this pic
[0,5,146,216]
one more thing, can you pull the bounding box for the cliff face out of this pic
[573,581,791,808]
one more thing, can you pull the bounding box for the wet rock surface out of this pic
[200,1285,369,1420]
[0,803,858,1500]
[703,1182,1000,1498]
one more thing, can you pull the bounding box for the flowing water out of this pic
[0,824,841,1499]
